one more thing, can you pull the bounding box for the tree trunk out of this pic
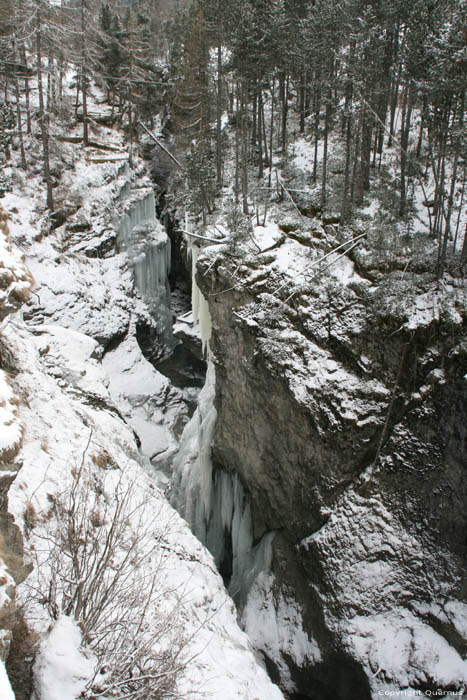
[340,92,353,225]
[399,82,414,217]
[36,5,54,211]
[261,89,269,168]
[356,102,372,206]
[438,96,463,276]
[282,74,289,157]
[388,60,402,148]
[234,89,240,204]
[241,81,249,215]
[258,86,263,179]
[320,92,331,210]
[268,77,275,188]
[216,39,223,191]
[81,0,89,146]
[312,79,321,182]
[12,40,26,169]
[20,44,32,135]
[299,68,306,134]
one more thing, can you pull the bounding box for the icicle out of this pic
[118,190,173,350]
[171,360,217,537]
[186,218,212,358]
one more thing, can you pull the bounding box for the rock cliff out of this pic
[194,223,467,699]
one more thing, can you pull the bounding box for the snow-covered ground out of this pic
[0,315,283,699]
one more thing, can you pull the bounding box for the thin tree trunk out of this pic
[241,81,249,215]
[388,60,402,148]
[12,40,26,169]
[20,44,32,135]
[251,90,257,154]
[36,5,54,211]
[216,39,223,191]
[234,89,239,204]
[350,118,361,207]
[312,78,321,182]
[320,92,331,210]
[81,0,89,145]
[340,93,353,224]
[261,89,269,168]
[258,86,263,179]
[416,96,427,158]
[399,82,414,217]
[281,74,289,156]
[453,161,466,254]
[439,97,463,276]
[299,68,306,134]
[268,77,275,188]
[356,102,372,206]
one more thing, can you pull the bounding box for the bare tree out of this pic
[27,454,194,700]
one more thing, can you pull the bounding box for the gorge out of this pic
[0,0,466,694]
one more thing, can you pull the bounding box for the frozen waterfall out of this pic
[171,362,273,608]
[118,190,174,350]
[189,243,212,358]
[171,227,273,609]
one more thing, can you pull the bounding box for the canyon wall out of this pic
[195,231,467,699]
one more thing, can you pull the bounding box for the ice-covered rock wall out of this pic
[171,363,274,610]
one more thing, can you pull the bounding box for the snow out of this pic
[33,616,95,700]
[348,610,467,692]
[3,317,284,700]
[242,572,321,693]
[291,137,324,173]
[252,221,283,251]
[102,330,185,466]
[0,371,22,456]
[0,204,32,320]
[0,661,15,700]
[404,283,465,330]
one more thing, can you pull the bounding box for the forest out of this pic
[0,0,465,279]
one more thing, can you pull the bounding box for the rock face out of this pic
[195,228,467,699]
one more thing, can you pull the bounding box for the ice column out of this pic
[171,360,217,540]
[185,229,212,357]
[119,191,173,349]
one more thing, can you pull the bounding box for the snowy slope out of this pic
[0,317,283,699]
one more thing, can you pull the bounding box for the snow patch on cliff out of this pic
[0,662,15,700]
[0,371,22,457]
[348,611,467,692]
[102,330,184,468]
[242,572,321,693]
[33,616,95,700]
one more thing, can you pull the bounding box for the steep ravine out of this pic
[0,148,286,699]
[183,235,467,699]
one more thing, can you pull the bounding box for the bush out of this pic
[27,460,190,700]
